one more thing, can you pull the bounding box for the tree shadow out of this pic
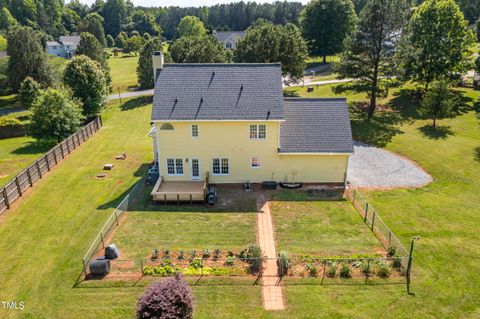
[388,88,422,120]
[120,96,152,111]
[97,163,151,210]
[474,147,480,163]
[450,89,475,116]
[418,124,454,140]
[349,103,405,147]
[11,139,57,155]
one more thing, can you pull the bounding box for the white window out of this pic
[251,157,261,168]
[249,124,266,139]
[191,124,199,137]
[212,158,229,175]
[166,158,183,175]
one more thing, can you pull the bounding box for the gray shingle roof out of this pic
[152,63,284,121]
[213,31,245,42]
[280,98,354,154]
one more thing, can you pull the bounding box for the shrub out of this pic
[213,249,221,259]
[163,249,170,260]
[0,116,21,127]
[136,274,194,319]
[227,250,234,257]
[189,250,196,260]
[225,256,236,266]
[339,263,351,278]
[305,263,317,277]
[392,257,402,269]
[376,261,391,278]
[387,246,397,257]
[277,251,290,276]
[202,249,210,259]
[326,262,337,278]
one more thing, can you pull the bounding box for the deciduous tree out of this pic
[300,0,356,63]
[79,13,106,47]
[6,26,53,91]
[63,55,108,118]
[398,0,475,89]
[420,80,453,128]
[30,88,84,142]
[336,0,408,119]
[234,20,308,83]
[177,16,206,38]
[170,35,229,63]
[19,77,41,109]
[102,0,128,36]
[76,32,111,87]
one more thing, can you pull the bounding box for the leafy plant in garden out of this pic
[136,274,194,319]
[202,249,211,259]
[213,249,221,259]
[163,249,170,260]
[339,263,352,278]
[178,250,185,260]
[189,250,196,260]
[326,262,337,278]
[151,249,159,260]
[225,256,236,266]
[387,246,397,257]
[278,251,291,276]
[305,263,317,277]
[361,261,372,276]
[376,261,391,278]
[190,258,202,269]
[239,244,262,273]
[392,257,402,269]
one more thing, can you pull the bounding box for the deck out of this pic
[151,177,207,203]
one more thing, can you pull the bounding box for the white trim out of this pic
[251,157,261,168]
[211,158,230,176]
[278,152,353,156]
[249,124,267,140]
[191,124,199,138]
[165,158,184,176]
[152,119,285,123]
[190,158,201,180]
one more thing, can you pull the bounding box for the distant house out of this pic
[46,36,81,59]
[212,30,245,50]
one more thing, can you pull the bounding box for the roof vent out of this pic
[267,110,271,120]
[174,98,178,103]
[240,84,243,91]
[200,97,204,103]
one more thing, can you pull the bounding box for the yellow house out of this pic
[149,53,353,200]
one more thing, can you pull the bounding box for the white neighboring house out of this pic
[46,36,81,59]
[212,30,245,50]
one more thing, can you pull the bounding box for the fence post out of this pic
[100,232,105,248]
[371,211,376,231]
[52,148,58,165]
[115,210,119,226]
[15,177,22,196]
[352,189,356,205]
[98,116,103,127]
[82,258,88,278]
[364,203,368,222]
[388,231,392,247]
[406,237,419,294]
[140,259,144,275]
[365,259,370,284]
[45,155,51,172]
[66,139,71,154]
[3,188,10,209]
[36,161,42,178]
[26,168,33,186]
[60,143,65,158]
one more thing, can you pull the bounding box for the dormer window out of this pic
[250,124,266,139]
[160,123,174,130]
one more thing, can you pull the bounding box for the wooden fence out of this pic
[0,117,102,215]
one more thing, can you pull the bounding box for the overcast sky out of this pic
[70,0,309,8]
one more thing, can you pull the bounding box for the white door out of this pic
[191,159,200,180]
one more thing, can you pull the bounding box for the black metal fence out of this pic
[0,117,102,215]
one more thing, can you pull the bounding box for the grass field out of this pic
[111,210,257,260]
[0,79,479,318]
[271,198,384,256]
[108,54,139,93]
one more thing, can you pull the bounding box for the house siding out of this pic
[155,121,349,184]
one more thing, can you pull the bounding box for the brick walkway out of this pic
[257,194,285,311]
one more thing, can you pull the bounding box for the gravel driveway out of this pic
[347,141,432,188]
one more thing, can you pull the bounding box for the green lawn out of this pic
[111,210,257,259]
[271,197,384,256]
[109,54,139,93]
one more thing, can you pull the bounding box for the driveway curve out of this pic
[347,141,432,189]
